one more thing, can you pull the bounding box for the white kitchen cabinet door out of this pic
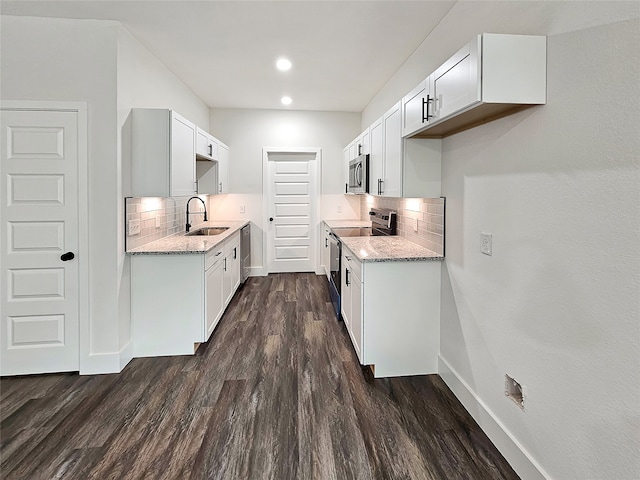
[358,128,370,156]
[231,242,241,293]
[205,254,224,339]
[341,246,364,362]
[196,127,219,161]
[382,102,403,198]
[350,267,363,362]
[322,227,331,279]
[431,38,481,122]
[223,233,240,306]
[401,78,436,138]
[217,142,229,194]
[343,145,350,194]
[340,253,350,329]
[369,117,384,196]
[132,109,196,198]
[170,112,198,197]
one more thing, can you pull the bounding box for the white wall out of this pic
[116,26,210,366]
[208,108,361,271]
[1,15,211,373]
[1,15,122,372]
[363,3,640,479]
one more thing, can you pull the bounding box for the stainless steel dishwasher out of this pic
[240,224,251,284]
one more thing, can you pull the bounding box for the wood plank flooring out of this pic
[1,273,520,480]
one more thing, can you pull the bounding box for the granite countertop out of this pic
[324,219,372,229]
[340,236,443,263]
[127,220,249,255]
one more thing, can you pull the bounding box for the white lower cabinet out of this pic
[341,250,363,361]
[341,244,441,377]
[322,226,331,279]
[223,232,240,305]
[131,231,242,358]
[205,249,224,339]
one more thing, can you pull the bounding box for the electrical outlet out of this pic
[481,233,492,255]
[155,215,161,228]
[337,205,342,213]
[128,219,141,236]
[239,205,245,213]
[413,218,418,232]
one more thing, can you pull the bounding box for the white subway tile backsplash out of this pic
[125,196,208,250]
[361,194,445,255]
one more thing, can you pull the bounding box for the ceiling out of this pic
[0,0,456,112]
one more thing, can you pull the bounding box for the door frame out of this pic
[1,100,89,373]
[261,147,322,275]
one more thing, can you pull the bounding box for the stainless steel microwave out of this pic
[348,154,369,194]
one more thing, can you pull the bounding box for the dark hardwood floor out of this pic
[1,273,519,480]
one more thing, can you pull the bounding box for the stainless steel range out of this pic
[327,208,397,319]
[331,208,397,238]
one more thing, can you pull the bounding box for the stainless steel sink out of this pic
[186,227,229,236]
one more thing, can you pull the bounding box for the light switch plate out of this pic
[239,205,245,213]
[413,218,418,232]
[481,233,492,255]
[155,215,161,228]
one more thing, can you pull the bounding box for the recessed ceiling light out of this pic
[276,58,292,71]
[281,96,292,105]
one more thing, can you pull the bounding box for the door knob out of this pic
[60,252,75,261]
[269,217,274,222]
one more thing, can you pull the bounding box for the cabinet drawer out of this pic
[343,246,362,281]
[205,248,223,270]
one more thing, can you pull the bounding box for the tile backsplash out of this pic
[360,195,445,256]
[125,196,208,250]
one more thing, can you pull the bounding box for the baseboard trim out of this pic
[250,266,269,277]
[119,340,133,371]
[438,356,551,480]
[80,352,121,375]
[80,342,133,375]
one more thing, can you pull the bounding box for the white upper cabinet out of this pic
[369,116,384,196]
[405,33,547,138]
[368,102,442,198]
[132,109,197,198]
[196,129,230,195]
[401,78,435,138]
[382,102,403,198]
[196,127,219,161]
[343,144,351,194]
[217,141,229,194]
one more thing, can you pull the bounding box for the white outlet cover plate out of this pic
[128,219,141,236]
[481,233,492,255]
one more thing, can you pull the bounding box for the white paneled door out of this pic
[266,151,318,273]
[1,109,80,375]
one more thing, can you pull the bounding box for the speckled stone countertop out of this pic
[324,219,372,229]
[127,221,249,255]
[341,236,443,263]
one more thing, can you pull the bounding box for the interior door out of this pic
[1,109,80,375]
[267,151,317,273]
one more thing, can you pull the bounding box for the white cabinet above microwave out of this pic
[403,33,547,138]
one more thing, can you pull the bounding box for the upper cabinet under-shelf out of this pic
[403,33,547,139]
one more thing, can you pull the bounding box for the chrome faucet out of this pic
[186,196,208,232]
